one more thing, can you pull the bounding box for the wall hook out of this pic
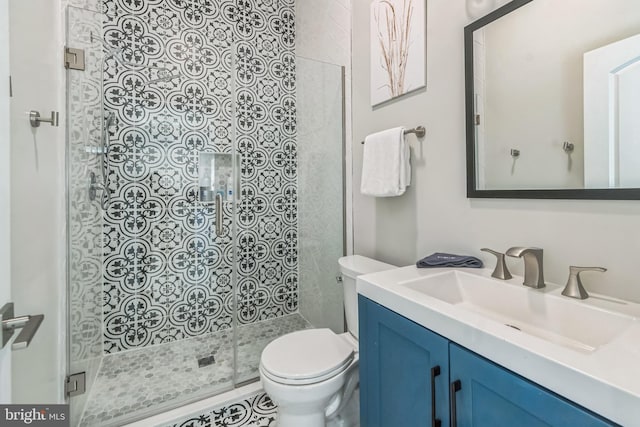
[563,141,574,172]
[562,141,574,153]
[510,149,520,175]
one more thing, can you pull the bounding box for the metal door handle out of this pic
[1,303,45,351]
[215,193,223,235]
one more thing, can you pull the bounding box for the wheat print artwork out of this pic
[370,0,426,106]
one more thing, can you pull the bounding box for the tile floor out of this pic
[163,392,276,427]
[78,314,310,427]
[164,388,361,427]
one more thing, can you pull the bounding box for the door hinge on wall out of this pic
[65,372,86,397]
[64,46,85,71]
[475,114,481,126]
[8,75,12,97]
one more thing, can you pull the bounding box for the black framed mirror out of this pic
[465,0,640,199]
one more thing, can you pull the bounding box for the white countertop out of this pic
[357,265,640,427]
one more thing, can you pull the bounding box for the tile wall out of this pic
[96,0,297,353]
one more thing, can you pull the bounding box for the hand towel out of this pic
[416,253,484,269]
[360,127,411,197]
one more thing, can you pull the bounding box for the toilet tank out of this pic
[338,255,396,340]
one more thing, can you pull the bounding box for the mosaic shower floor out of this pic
[79,314,310,427]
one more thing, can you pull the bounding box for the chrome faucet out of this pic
[562,266,607,300]
[505,247,545,289]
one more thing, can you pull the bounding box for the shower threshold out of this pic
[77,313,310,427]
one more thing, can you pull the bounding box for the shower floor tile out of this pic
[78,314,310,427]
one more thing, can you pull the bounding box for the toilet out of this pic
[259,255,396,427]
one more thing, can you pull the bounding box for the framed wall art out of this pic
[370,0,427,106]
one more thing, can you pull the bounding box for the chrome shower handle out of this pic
[29,110,59,127]
[88,171,111,209]
[215,193,223,235]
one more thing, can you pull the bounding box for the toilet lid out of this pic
[261,329,355,384]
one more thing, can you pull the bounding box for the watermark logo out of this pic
[1,405,69,426]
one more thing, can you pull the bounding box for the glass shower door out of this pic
[297,57,346,334]
[66,6,105,426]
[66,4,240,426]
[230,53,346,384]
[231,1,312,384]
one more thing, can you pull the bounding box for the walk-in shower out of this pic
[66,2,345,426]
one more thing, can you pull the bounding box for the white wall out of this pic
[352,0,640,303]
[9,0,66,403]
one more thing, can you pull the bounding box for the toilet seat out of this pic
[260,329,356,386]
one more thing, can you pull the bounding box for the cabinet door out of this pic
[359,296,449,427]
[449,344,618,427]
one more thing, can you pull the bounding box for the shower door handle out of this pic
[215,193,223,235]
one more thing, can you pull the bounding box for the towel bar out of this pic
[361,126,425,144]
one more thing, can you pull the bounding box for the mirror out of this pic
[465,0,640,199]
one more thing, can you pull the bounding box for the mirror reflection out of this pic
[470,0,640,192]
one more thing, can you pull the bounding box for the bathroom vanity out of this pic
[357,267,640,426]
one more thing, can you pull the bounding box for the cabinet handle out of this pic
[450,379,462,427]
[430,366,441,427]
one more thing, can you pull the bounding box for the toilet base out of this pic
[274,387,360,427]
[276,410,326,427]
[327,387,359,427]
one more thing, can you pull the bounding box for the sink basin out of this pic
[400,270,634,353]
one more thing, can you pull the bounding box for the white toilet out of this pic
[259,255,396,427]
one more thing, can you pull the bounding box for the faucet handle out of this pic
[481,248,512,280]
[562,266,607,300]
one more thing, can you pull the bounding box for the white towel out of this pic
[360,127,411,197]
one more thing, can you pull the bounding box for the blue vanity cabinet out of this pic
[359,296,450,427]
[449,344,617,427]
[359,296,618,427]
